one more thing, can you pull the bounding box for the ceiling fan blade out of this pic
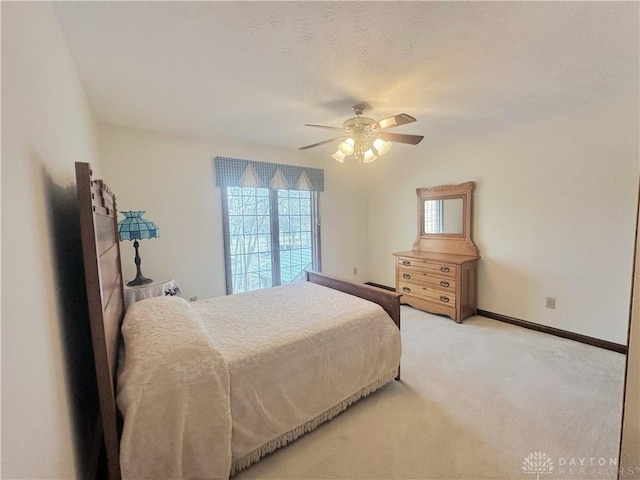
[378,132,424,145]
[304,124,346,132]
[299,136,347,150]
[374,113,417,130]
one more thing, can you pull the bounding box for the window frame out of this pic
[221,186,321,295]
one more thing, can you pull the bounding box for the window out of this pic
[215,156,324,294]
[222,186,320,294]
[423,199,444,234]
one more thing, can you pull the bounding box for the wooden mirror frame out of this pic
[413,181,478,257]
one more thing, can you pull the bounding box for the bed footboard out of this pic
[305,270,402,380]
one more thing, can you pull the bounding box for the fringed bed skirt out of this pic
[230,368,398,476]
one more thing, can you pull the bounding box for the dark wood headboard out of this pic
[76,162,124,480]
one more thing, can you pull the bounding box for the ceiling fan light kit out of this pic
[300,103,424,164]
[338,138,355,155]
[331,150,346,163]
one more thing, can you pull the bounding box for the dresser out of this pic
[394,250,478,323]
[394,181,480,323]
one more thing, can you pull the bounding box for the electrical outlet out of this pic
[190,296,198,302]
[545,297,556,309]
[353,267,357,275]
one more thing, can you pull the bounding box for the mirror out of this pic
[423,198,464,235]
[414,181,478,257]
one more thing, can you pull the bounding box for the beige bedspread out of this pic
[117,296,232,479]
[117,281,401,479]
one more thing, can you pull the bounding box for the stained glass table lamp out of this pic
[117,211,159,286]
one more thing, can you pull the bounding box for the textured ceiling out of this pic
[53,1,638,152]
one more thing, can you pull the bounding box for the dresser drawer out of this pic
[398,268,455,292]
[396,258,457,278]
[398,281,456,306]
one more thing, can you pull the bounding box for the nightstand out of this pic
[124,278,181,309]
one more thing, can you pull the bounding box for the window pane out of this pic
[424,199,443,234]
[247,252,259,268]
[257,216,270,234]
[243,216,257,235]
[225,187,272,293]
[259,252,271,271]
[231,254,245,274]
[228,195,243,215]
[232,274,245,293]
[289,198,300,215]
[280,232,291,251]
[229,235,244,254]
[279,215,290,233]
[300,232,311,248]
[291,249,302,266]
[290,215,301,233]
[257,197,269,215]
[278,197,289,215]
[229,216,242,236]
[277,190,312,286]
[247,272,262,291]
[300,198,311,215]
[280,250,292,283]
[257,234,271,252]
[243,195,257,216]
[241,187,258,196]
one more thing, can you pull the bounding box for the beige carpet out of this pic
[235,306,626,480]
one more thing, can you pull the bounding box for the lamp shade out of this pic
[338,138,355,155]
[363,149,378,163]
[331,150,346,163]
[373,138,392,156]
[118,211,159,241]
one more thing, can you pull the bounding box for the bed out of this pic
[75,162,401,480]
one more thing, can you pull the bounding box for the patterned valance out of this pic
[214,156,324,192]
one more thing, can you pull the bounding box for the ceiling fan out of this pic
[299,104,424,163]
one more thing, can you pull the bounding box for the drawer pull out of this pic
[440,280,450,288]
[402,260,411,266]
[440,266,450,273]
[439,296,450,303]
[402,287,411,293]
[402,273,411,279]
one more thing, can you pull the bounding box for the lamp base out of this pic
[127,275,153,287]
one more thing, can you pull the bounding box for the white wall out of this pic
[367,95,638,344]
[97,124,369,302]
[1,2,103,478]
